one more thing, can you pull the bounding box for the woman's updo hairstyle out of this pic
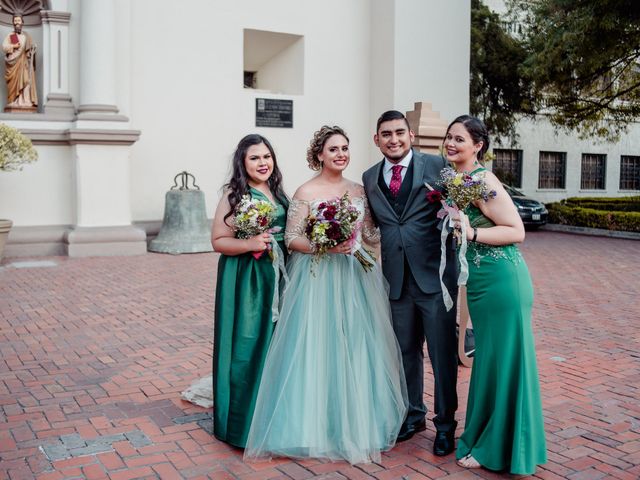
[445,115,490,162]
[306,125,349,171]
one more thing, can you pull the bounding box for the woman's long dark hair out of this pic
[223,134,288,225]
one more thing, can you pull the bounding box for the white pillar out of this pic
[77,0,119,116]
[72,145,133,227]
[66,139,145,257]
[40,10,74,116]
[65,1,144,256]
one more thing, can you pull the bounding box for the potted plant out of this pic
[0,123,38,260]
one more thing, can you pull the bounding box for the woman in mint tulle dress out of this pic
[445,115,546,475]
[244,126,408,464]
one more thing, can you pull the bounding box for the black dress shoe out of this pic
[433,430,455,456]
[396,419,427,443]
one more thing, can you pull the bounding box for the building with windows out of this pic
[484,0,640,203]
[0,0,471,257]
[490,116,640,204]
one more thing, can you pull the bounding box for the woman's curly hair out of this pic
[306,125,349,171]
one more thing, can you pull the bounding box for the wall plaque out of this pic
[255,98,293,128]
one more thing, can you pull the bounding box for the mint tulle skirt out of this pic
[244,252,408,464]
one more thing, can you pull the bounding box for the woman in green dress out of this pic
[210,134,288,448]
[445,116,546,475]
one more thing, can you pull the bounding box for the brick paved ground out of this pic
[1,231,638,480]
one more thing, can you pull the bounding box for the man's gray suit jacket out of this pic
[363,150,458,300]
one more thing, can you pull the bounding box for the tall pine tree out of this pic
[511,0,640,141]
[470,0,533,144]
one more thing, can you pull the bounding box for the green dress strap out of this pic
[248,187,273,203]
[249,187,289,208]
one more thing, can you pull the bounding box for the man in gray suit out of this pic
[362,110,458,455]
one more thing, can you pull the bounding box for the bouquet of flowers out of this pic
[305,192,374,271]
[233,193,288,323]
[439,167,496,209]
[425,167,496,312]
[234,194,281,259]
[426,167,496,244]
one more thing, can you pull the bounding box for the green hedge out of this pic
[573,202,640,212]
[546,202,640,232]
[563,196,640,212]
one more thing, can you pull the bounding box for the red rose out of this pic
[323,205,337,220]
[327,221,342,241]
[427,190,443,203]
[305,220,315,236]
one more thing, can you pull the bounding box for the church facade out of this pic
[0,0,470,257]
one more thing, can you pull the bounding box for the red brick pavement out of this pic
[0,231,638,480]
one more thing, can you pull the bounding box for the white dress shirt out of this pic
[383,150,413,188]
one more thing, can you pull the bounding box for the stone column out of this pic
[65,0,145,257]
[40,10,74,117]
[76,0,122,118]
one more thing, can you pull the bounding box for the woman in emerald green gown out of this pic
[445,116,546,475]
[210,134,288,448]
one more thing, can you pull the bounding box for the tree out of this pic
[510,0,640,141]
[470,0,533,144]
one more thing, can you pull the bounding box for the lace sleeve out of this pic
[349,183,381,248]
[362,195,381,247]
[284,198,310,249]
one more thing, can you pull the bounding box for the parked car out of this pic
[502,184,548,228]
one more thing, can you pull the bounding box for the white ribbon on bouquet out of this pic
[426,182,470,312]
[269,237,288,323]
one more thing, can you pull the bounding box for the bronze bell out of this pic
[148,171,214,254]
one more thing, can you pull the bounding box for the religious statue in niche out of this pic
[2,14,37,112]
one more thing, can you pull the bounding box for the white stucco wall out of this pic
[393,0,471,121]
[369,0,471,160]
[257,37,304,95]
[0,145,73,226]
[127,0,376,221]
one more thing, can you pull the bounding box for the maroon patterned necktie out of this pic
[389,164,403,197]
